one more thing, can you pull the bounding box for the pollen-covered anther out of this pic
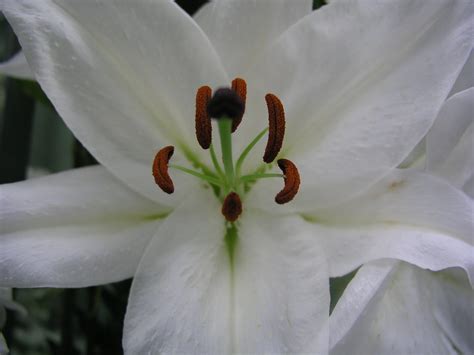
[231,78,247,132]
[195,85,213,149]
[152,146,175,194]
[207,88,244,120]
[263,93,285,163]
[221,192,243,222]
[275,159,300,204]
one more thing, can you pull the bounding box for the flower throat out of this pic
[152,78,300,222]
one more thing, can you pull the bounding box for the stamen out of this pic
[207,88,244,120]
[152,146,175,194]
[154,79,299,218]
[195,85,212,149]
[275,159,300,204]
[263,93,285,163]
[240,172,283,182]
[235,127,268,177]
[221,192,243,222]
[231,78,247,132]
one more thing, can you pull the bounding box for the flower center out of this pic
[152,78,300,222]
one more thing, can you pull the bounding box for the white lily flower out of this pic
[329,57,474,354]
[0,0,472,353]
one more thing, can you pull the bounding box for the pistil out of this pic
[217,117,235,188]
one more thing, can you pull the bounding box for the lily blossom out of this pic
[329,78,474,354]
[0,0,472,353]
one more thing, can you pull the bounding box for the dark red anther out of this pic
[152,146,175,194]
[275,159,300,204]
[231,78,247,132]
[263,93,285,163]
[221,192,243,222]
[195,85,213,149]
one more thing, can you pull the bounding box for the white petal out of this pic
[432,123,474,188]
[0,51,34,80]
[194,0,312,77]
[427,88,473,168]
[449,49,474,96]
[0,166,166,287]
[464,175,474,198]
[430,268,474,354]
[330,261,464,355]
[124,190,329,354]
[399,56,474,172]
[123,190,231,354]
[317,169,473,244]
[234,209,329,353]
[314,222,473,285]
[426,88,474,187]
[310,170,474,281]
[243,0,473,208]
[329,259,398,350]
[2,0,228,205]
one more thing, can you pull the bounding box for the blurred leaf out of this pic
[313,0,327,10]
[17,79,53,108]
[175,0,208,16]
[0,26,35,184]
[29,102,75,173]
[330,269,358,314]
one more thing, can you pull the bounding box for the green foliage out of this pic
[330,269,358,314]
[7,282,131,355]
[16,80,53,108]
[313,0,327,11]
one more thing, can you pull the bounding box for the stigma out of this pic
[207,88,244,120]
[152,78,300,223]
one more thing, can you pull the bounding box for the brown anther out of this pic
[221,192,243,222]
[263,93,285,163]
[152,146,175,194]
[195,85,212,149]
[275,159,300,204]
[231,78,247,132]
